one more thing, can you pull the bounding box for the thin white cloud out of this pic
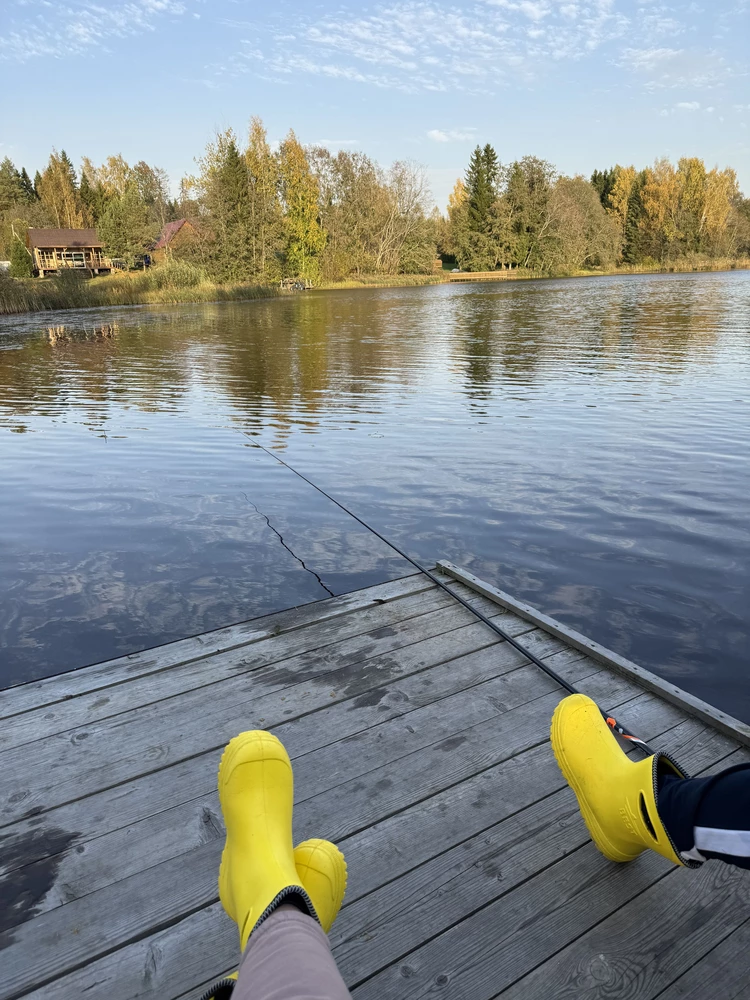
[675,101,701,110]
[427,129,477,141]
[488,0,553,22]
[234,0,631,94]
[0,0,190,62]
[621,46,736,89]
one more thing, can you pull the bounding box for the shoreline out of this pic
[2,260,748,317]
[319,258,750,291]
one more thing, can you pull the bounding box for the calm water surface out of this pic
[1,273,749,718]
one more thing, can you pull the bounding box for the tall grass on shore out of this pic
[2,257,749,317]
[0,261,280,316]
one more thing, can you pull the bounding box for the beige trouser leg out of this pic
[233,905,352,1000]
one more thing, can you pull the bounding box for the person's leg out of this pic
[550,693,699,867]
[658,762,750,868]
[552,693,750,872]
[232,904,352,1000]
[203,842,350,1000]
[204,731,350,1000]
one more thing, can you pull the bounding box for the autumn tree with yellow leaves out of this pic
[593,158,746,264]
[2,124,749,283]
[278,130,327,282]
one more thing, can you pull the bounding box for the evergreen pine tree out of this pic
[461,144,501,270]
[98,184,156,265]
[0,158,23,212]
[79,171,97,220]
[197,132,254,281]
[465,144,499,234]
[59,150,78,191]
[33,171,42,199]
[19,168,36,202]
[591,168,617,209]
[9,229,33,277]
[218,138,252,279]
[219,140,249,217]
[483,144,499,193]
[622,171,647,264]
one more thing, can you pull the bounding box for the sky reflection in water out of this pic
[0,272,749,719]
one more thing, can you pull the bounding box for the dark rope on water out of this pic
[250,438,656,757]
[241,492,335,598]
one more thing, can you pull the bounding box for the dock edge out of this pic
[436,559,750,749]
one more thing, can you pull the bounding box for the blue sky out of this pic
[1,0,748,209]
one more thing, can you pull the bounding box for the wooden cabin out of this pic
[152,219,197,263]
[27,228,112,276]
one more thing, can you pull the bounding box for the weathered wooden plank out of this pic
[292,653,614,806]
[351,750,747,999]
[0,664,649,998]
[0,574,430,721]
[354,846,673,1000]
[1,592,528,823]
[12,704,730,1000]
[438,560,750,747]
[0,638,548,906]
[655,919,750,1000]
[301,684,650,847]
[1,645,592,921]
[0,630,584,888]
[5,648,663,899]
[0,580,526,754]
[0,612,522,874]
[339,692,690,905]
[0,583,452,752]
[704,745,750,772]
[0,667,674,999]
[5,564,745,1000]
[497,858,749,1000]
[0,578,519,762]
[332,718,741,987]
[15,903,234,1000]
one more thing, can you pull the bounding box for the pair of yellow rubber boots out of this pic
[209,696,688,997]
[551,693,697,867]
[207,730,347,999]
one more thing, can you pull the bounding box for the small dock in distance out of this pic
[448,269,530,282]
[2,564,750,1000]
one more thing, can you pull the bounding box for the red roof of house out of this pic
[27,228,102,248]
[154,220,188,250]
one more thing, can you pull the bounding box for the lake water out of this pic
[1,272,749,719]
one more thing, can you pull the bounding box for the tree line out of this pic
[443,146,750,272]
[2,120,749,282]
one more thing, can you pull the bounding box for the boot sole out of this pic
[217,731,291,925]
[550,697,634,863]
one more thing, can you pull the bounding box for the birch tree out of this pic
[38,150,86,228]
[278,130,326,281]
[246,117,283,280]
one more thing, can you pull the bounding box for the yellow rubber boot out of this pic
[218,730,315,949]
[294,838,348,933]
[550,694,698,867]
[202,839,348,1000]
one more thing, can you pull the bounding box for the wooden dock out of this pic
[448,270,535,282]
[2,564,750,1000]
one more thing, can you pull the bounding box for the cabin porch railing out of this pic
[34,249,113,272]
